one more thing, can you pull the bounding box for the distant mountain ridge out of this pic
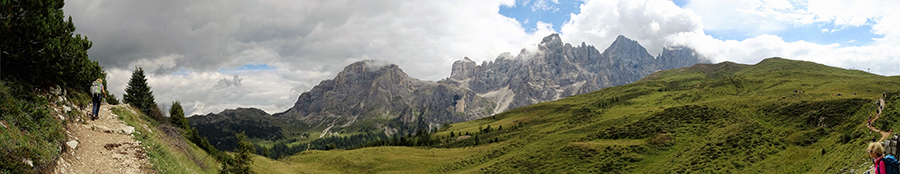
[440,34,709,112]
[189,34,710,150]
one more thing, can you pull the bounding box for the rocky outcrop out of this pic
[274,60,494,133]
[656,45,710,71]
[441,34,710,113]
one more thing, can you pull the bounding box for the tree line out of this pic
[256,122,520,159]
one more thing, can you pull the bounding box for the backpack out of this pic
[90,81,103,97]
[879,154,900,174]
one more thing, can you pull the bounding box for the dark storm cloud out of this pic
[215,75,242,88]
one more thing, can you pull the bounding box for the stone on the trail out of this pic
[58,114,66,121]
[63,105,72,113]
[66,140,78,150]
[123,126,135,134]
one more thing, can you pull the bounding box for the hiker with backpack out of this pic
[867,142,900,174]
[90,78,106,120]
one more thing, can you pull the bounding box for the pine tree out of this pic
[222,132,255,174]
[169,101,189,129]
[123,67,156,116]
[235,132,256,173]
[1,0,104,90]
[106,93,120,105]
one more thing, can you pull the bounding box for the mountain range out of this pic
[188,34,710,150]
[249,58,900,173]
[440,34,707,113]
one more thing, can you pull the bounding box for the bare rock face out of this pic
[450,57,477,80]
[441,34,710,113]
[275,60,494,133]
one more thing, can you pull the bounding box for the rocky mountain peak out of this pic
[341,60,398,74]
[657,45,710,70]
[608,35,643,50]
[335,60,408,84]
[541,33,563,46]
[601,35,652,65]
[450,57,477,80]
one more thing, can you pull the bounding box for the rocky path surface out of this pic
[54,104,152,174]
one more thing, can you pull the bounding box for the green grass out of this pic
[251,144,502,174]
[0,80,67,174]
[249,57,900,173]
[113,106,220,174]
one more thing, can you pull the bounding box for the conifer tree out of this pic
[106,93,120,105]
[223,132,255,174]
[123,67,157,116]
[0,0,104,90]
[169,101,188,129]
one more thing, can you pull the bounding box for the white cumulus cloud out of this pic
[560,0,704,56]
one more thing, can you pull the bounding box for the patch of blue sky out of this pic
[782,22,879,47]
[704,22,878,47]
[671,0,689,8]
[172,69,192,76]
[218,64,276,74]
[499,0,585,33]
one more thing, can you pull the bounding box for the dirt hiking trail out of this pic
[54,104,153,174]
[866,98,891,142]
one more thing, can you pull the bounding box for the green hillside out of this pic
[252,57,900,173]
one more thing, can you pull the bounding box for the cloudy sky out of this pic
[63,0,900,116]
